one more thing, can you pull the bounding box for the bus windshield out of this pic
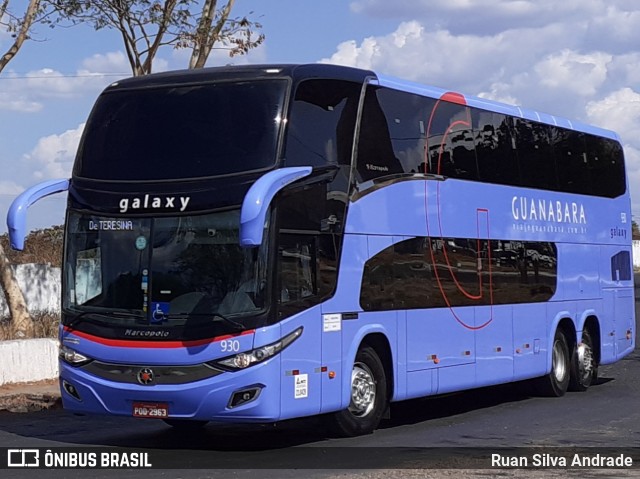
[74,79,287,181]
[63,210,269,336]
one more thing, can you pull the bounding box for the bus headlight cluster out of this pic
[59,345,92,366]
[212,327,303,371]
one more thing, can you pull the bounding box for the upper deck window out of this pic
[284,79,361,169]
[75,79,287,181]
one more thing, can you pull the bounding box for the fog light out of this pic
[228,386,262,408]
[62,380,82,401]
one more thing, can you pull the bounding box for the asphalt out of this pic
[0,378,61,413]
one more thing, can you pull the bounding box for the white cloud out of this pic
[81,51,131,74]
[0,93,42,112]
[24,123,85,180]
[585,88,640,141]
[534,50,612,97]
[0,180,24,195]
[0,51,134,113]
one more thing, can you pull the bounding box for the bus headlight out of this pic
[212,327,303,371]
[59,345,92,366]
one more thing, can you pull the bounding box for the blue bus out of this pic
[8,64,635,436]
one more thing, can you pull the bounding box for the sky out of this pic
[1,0,640,234]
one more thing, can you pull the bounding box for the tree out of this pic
[1,1,59,336]
[0,245,32,337]
[0,226,64,338]
[187,0,264,69]
[53,0,264,76]
[0,0,55,74]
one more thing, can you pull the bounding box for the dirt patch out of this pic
[0,378,61,413]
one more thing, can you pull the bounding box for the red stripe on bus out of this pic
[62,326,254,348]
[440,91,467,105]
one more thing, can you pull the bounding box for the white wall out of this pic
[634,240,640,269]
[0,338,59,385]
[0,264,61,316]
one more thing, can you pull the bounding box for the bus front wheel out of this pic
[326,346,388,437]
[535,329,570,397]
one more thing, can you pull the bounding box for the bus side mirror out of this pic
[240,167,311,247]
[7,178,70,251]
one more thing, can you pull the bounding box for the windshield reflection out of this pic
[64,210,269,334]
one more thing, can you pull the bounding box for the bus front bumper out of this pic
[58,359,281,423]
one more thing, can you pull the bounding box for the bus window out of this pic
[76,80,287,181]
[586,136,626,198]
[284,79,361,168]
[553,129,590,194]
[514,119,558,190]
[276,184,339,319]
[426,101,478,181]
[357,87,434,177]
[355,86,405,183]
[473,111,519,186]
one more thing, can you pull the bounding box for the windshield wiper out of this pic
[162,312,246,331]
[64,309,145,329]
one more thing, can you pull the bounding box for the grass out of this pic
[0,312,60,341]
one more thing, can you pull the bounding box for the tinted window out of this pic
[553,129,590,193]
[276,185,340,319]
[472,111,518,185]
[426,101,478,180]
[356,87,406,182]
[285,80,362,168]
[586,136,625,197]
[352,86,626,198]
[358,87,435,178]
[360,237,557,311]
[76,80,287,181]
[514,119,558,190]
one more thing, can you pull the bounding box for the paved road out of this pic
[1,303,639,478]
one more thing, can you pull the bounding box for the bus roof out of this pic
[105,63,619,142]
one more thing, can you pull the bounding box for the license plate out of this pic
[132,402,169,418]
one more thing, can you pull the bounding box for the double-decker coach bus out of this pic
[8,64,635,436]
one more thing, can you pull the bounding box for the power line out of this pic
[0,73,128,80]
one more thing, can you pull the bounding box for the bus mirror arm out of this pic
[7,178,70,251]
[240,167,312,247]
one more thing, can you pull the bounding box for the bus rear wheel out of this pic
[326,346,387,437]
[534,329,570,397]
[569,328,598,391]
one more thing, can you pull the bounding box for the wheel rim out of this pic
[552,340,567,382]
[348,362,376,417]
[577,341,594,382]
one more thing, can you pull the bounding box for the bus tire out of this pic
[534,329,570,397]
[326,345,387,437]
[569,328,598,391]
[163,418,208,430]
